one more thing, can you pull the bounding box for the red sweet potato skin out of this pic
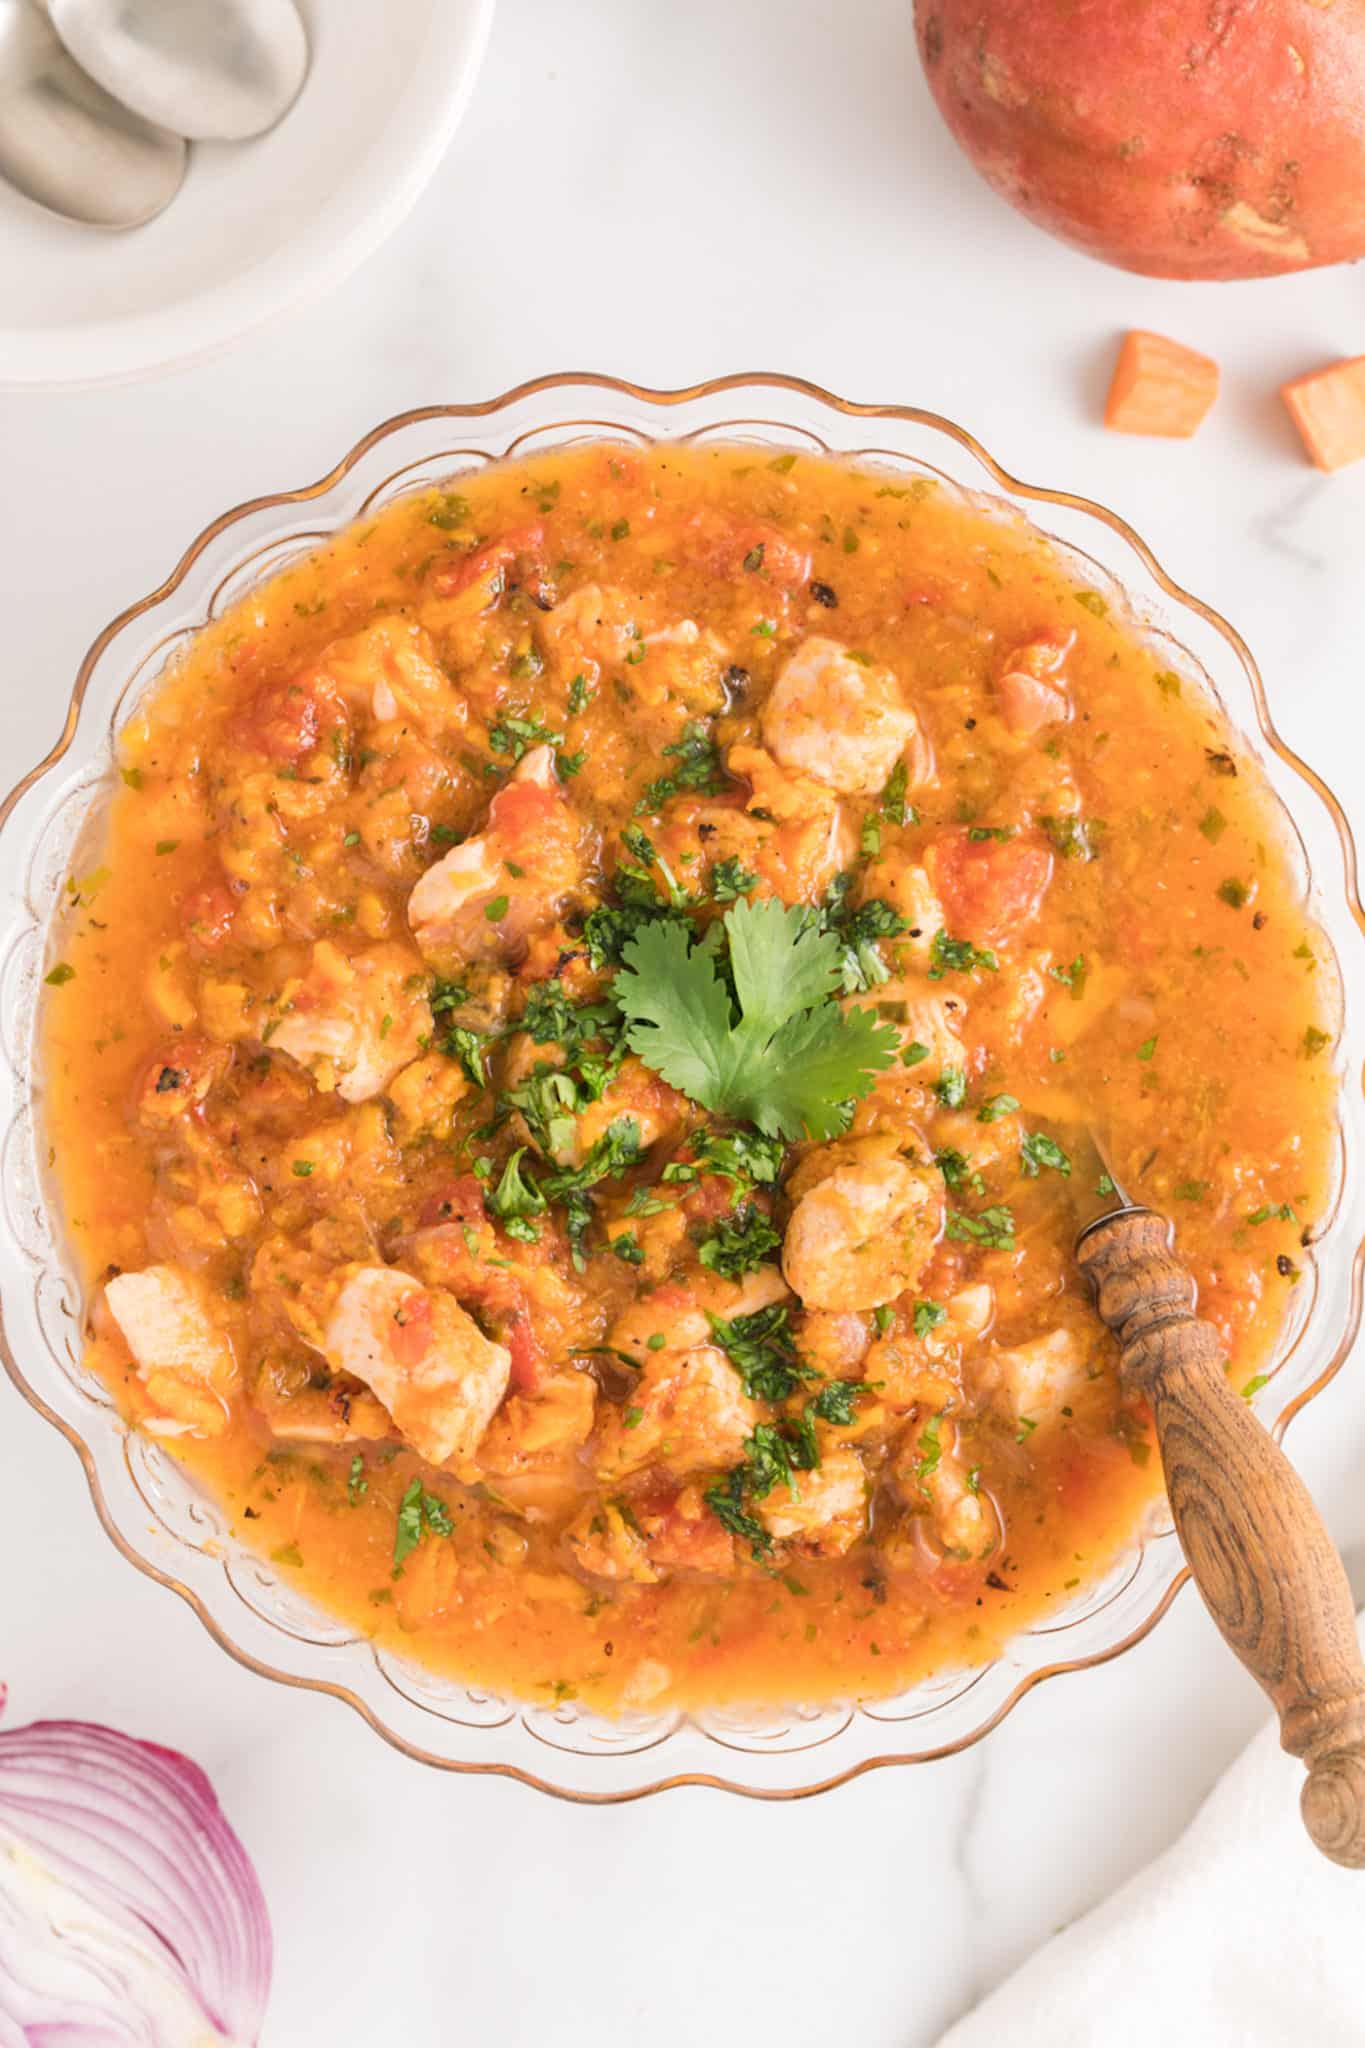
[914,0,1365,280]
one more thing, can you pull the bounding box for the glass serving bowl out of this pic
[2,374,1362,1801]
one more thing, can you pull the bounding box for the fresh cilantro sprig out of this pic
[613,898,897,1141]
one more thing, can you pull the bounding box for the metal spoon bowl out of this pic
[0,0,185,228]
[46,0,308,143]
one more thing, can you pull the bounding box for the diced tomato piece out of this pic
[505,1312,550,1395]
[233,673,347,764]
[925,828,1053,942]
[428,524,545,601]
[996,631,1074,731]
[389,1289,435,1370]
[488,774,560,842]
[684,513,811,590]
[180,881,239,954]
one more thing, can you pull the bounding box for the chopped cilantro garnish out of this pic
[811,1379,865,1426]
[698,1203,782,1280]
[913,1299,947,1339]
[489,712,563,762]
[1020,1132,1071,1177]
[933,1066,967,1110]
[945,1205,1016,1250]
[880,759,914,827]
[393,1478,455,1567]
[1039,814,1096,861]
[710,855,757,902]
[914,1413,944,1487]
[1049,954,1088,996]
[486,1147,547,1225]
[976,1093,1019,1124]
[636,720,725,814]
[928,930,998,980]
[429,491,471,530]
[707,1303,814,1404]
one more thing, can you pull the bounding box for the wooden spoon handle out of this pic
[1078,1208,1365,1869]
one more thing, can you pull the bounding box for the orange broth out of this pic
[42,444,1339,1714]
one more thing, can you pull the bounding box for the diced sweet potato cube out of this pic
[1103,331,1219,439]
[1281,357,1365,473]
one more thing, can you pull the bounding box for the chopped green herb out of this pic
[429,491,472,530]
[710,855,757,903]
[928,930,998,980]
[44,963,75,987]
[698,1203,782,1280]
[1020,1132,1072,1178]
[977,1093,1019,1124]
[913,1299,947,1340]
[945,1205,1016,1251]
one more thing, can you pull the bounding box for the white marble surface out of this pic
[3,2,1365,2040]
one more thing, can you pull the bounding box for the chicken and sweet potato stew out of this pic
[43,444,1339,1714]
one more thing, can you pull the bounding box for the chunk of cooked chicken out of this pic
[269,940,431,1104]
[761,637,928,795]
[607,1264,790,1362]
[782,1140,942,1311]
[406,746,585,966]
[104,1265,237,1438]
[593,1345,757,1483]
[979,1326,1088,1426]
[322,1265,511,1465]
[758,1446,868,1556]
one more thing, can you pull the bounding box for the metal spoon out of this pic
[46,0,308,143]
[0,0,185,228]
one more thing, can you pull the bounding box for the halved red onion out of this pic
[0,1718,271,2044]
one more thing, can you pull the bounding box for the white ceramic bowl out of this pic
[0,0,495,389]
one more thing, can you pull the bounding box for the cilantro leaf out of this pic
[613,898,897,1141]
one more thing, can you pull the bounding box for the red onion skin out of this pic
[0,1719,271,2044]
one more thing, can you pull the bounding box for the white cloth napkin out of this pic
[936,1618,1365,2048]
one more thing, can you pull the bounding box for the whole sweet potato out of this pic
[915,0,1365,280]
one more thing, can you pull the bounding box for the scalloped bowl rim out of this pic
[1,372,1362,1801]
